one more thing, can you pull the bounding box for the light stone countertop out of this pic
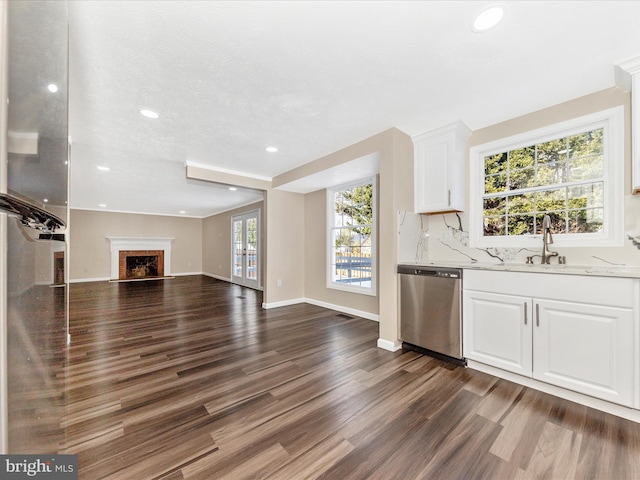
[398,261,640,279]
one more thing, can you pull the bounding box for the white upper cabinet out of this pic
[413,121,471,213]
[616,56,640,193]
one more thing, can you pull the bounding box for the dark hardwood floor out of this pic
[63,275,640,479]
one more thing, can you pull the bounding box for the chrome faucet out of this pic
[540,214,559,264]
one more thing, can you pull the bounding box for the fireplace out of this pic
[53,251,65,285]
[107,237,174,281]
[119,250,164,280]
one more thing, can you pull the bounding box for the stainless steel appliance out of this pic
[0,1,69,454]
[398,265,463,363]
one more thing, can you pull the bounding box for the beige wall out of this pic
[202,201,264,284]
[171,127,415,349]
[69,209,203,281]
[263,189,305,305]
[303,188,378,315]
[378,128,414,346]
[298,128,413,348]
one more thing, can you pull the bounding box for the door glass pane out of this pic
[246,217,257,280]
[233,219,243,277]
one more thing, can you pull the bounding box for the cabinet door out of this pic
[414,138,452,213]
[533,299,634,407]
[463,290,532,376]
[633,73,640,192]
[413,121,470,213]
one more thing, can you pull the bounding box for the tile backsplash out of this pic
[398,194,640,266]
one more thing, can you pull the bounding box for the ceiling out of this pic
[65,0,640,218]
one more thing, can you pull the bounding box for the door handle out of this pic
[524,302,527,325]
[536,303,539,327]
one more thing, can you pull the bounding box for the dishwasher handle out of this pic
[414,269,438,276]
[397,265,461,278]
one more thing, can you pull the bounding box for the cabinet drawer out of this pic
[464,269,635,308]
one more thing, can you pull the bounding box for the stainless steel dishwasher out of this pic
[397,265,464,364]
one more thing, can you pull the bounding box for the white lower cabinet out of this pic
[463,270,637,408]
[463,290,532,376]
[534,299,634,405]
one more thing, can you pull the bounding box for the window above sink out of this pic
[469,106,624,249]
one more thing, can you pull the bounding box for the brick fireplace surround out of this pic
[107,236,174,281]
[118,250,165,280]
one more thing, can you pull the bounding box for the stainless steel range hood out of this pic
[0,193,65,233]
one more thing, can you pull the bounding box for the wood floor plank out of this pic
[489,388,554,467]
[476,378,525,423]
[416,413,513,480]
[515,421,582,480]
[266,434,354,480]
[58,276,640,479]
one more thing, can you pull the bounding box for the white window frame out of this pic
[326,177,377,296]
[469,106,624,248]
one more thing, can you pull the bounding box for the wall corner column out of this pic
[378,128,414,351]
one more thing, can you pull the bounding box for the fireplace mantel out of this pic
[106,236,174,280]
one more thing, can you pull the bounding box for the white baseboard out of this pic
[262,297,379,323]
[71,272,209,284]
[303,298,379,322]
[262,298,306,309]
[69,277,110,283]
[173,271,203,277]
[377,338,403,352]
[466,359,640,423]
[203,272,263,291]
[202,272,232,283]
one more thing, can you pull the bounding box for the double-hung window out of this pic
[469,106,624,248]
[327,178,376,295]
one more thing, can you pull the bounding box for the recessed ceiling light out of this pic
[47,83,58,93]
[229,187,237,191]
[97,165,110,171]
[180,210,186,214]
[99,203,107,208]
[43,198,49,203]
[472,4,505,32]
[140,109,159,119]
[266,146,278,153]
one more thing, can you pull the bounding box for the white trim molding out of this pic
[69,277,110,284]
[106,236,174,280]
[262,298,307,309]
[262,296,380,323]
[377,338,403,352]
[202,272,233,283]
[303,298,379,322]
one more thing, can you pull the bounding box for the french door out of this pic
[232,210,260,289]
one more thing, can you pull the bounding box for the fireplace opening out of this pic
[126,255,158,278]
[118,250,165,280]
[53,251,65,285]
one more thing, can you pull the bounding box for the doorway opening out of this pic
[232,209,260,289]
